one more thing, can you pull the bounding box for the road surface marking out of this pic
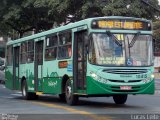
[0,96,15,99]
[0,85,6,88]
[36,92,43,95]
[16,91,22,94]
[11,94,22,96]
[32,102,113,120]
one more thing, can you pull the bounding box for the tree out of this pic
[153,20,160,54]
[0,0,57,38]
[0,0,160,39]
[102,0,160,19]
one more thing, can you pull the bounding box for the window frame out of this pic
[57,30,72,60]
[20,42,27,64]
[27,40,34,63]
[6,45,13,66]
[45,33,58,61]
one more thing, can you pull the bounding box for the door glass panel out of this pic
[74,30,88,90]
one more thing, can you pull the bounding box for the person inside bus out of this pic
[78,45,83,72]
[68,45,72,57]
[78,48,82,61]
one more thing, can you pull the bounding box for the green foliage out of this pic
[0,0,160,38]
[153,20,160,52]
[102,0,160,19]
[81,0,103,19]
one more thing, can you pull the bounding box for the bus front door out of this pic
[13,46,20,90]
[35,40,43,92]
[73,30,87,91]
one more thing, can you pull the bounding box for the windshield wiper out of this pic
[106,31,122,46]
[129,31,141,48]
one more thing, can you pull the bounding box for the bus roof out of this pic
[7,16,151,46]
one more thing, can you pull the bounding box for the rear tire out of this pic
[113,95,127,104]
[65,79,78,105]
[21,80,38,100]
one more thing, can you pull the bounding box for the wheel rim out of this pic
[66,84,72,100]
[22,84,26,97]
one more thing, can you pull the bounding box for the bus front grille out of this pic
[108,79,142,83]
[103,69,148,74]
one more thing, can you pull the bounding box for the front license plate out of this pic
[120,86,132,90]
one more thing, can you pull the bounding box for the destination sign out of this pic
[91,19,151,30]
[58,61,68,68]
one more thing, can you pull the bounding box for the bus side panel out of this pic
[56,60,73,93]
[26,63,35,92]
[5,66,14,90]
[43,61,62,94]
[43,77,62,94]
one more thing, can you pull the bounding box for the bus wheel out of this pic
[59,93,66,102]
[113,95,127,104]
[21,80,38,100]
[65,79,78,105]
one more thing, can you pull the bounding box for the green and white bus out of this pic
[5,16,155,105]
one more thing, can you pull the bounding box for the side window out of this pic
[58,31,72,59]
[20,42,27,64]
[45,35,58,61]
[7,46,13,66]
[27,41,34,63]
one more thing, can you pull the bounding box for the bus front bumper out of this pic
[86,77,155,95]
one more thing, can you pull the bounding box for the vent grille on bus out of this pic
[103,69,148,74]
[108,79,142,83]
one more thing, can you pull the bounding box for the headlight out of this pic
[142,77,151,83]
[90,71,108,84]
[90,72,97,79]
[151,74,154,79]
[142,74,154,83]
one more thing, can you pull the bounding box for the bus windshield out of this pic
[89,33,153,66]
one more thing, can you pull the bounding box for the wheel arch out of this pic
[61,74,70,93]
[21,76,26,88]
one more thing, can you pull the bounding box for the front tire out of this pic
[113,95,128,104]
[65,79,78,105]
[21,80,38,100]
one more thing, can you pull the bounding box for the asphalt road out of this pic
[0,81,160,120]
[0,70,160,120]
[0,70,4,83]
